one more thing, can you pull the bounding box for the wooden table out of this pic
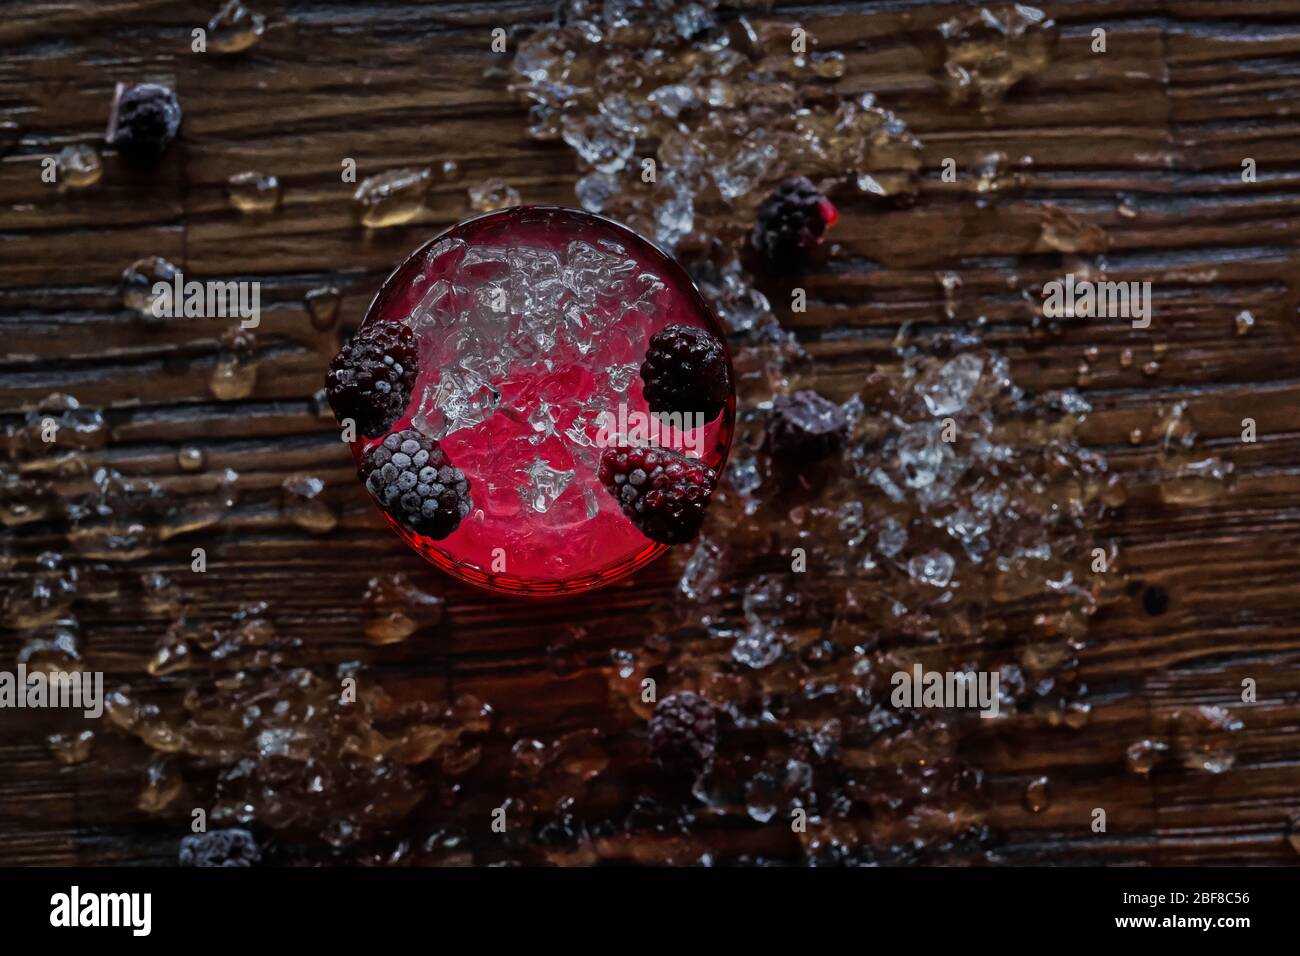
[1,0,1299,866]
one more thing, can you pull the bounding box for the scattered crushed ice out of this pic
[919,354,984,417]
[354,168,430,228]
[908,549,956,588]
[468,178,521,212]
[512,0,924,338]
[938,4,1055,110]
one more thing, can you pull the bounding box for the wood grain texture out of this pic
[1,0,1299,866]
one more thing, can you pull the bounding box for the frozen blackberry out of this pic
[179,828,260,867]
[107,83,182,163]
[598,446,717,545]
[766,390,849,461]
[648,691,717,770]
[751,175,838,263]
[639,324,731,421]
[326,323,419,437]
[361,428,471,540]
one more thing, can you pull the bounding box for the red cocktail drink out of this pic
[347,207,734,594]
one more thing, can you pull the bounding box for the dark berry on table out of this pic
[598,445,717,545]
[639,324,731,421]
[107,83,182,163]
[178,828,260,867]
[361,428,471,540]
[766,390,849,461]
[751,175,838,264]
[648,691,717,770]
[325,322,419,437]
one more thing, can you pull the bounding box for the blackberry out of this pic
[751,175,838,263]
[598,446,716,545]
[766,390,849,461]
[638,324,730,421]
[178,828,260,867]
[107,83,182,163]
[361,428,471,540]
[325,322,419,437]
[648,691,717,770]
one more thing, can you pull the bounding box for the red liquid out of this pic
[355,207,735,595]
